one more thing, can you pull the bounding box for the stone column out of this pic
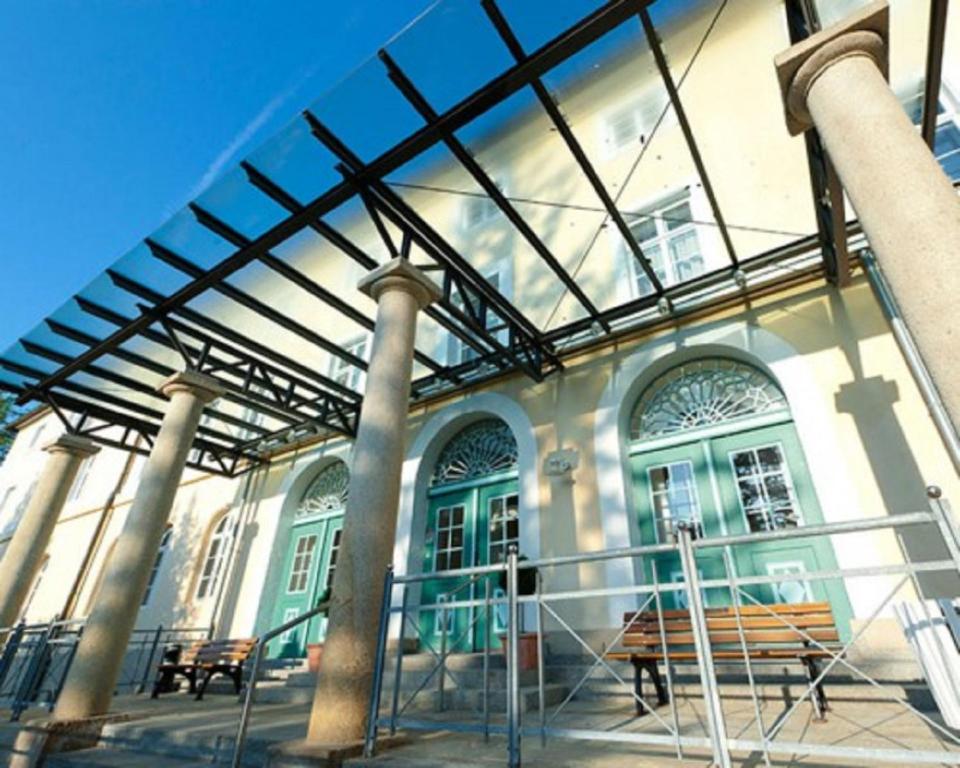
[308,259,440,744]
[53,371,223,721]
[776,0,960,429]
[0,434,99,629]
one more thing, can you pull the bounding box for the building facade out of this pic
[0,0,958,671]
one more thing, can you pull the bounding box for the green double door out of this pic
[269,514,344,658]
[419,476,519,652]
[630,421,852,635]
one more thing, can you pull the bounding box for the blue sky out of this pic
[0,0,435,352]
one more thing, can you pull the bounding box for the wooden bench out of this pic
[608,601,841,719]
[151,638,257,700]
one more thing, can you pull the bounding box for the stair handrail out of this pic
[230,600,330,768]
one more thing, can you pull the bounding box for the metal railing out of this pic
[230,601,329,768]
[364,488,960,767]
[0,620,209,720]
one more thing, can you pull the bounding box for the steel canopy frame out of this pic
[2,0,949,476]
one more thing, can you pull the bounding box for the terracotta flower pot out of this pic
[497,632,539,672]
[306,643,324,674]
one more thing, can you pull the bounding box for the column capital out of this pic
[42,433,101,458]
[358,258,442,309]
[775,0,888,136]
[159,370,224,404]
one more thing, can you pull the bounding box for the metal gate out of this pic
[366,486,960,766]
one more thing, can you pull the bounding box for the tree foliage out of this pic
[0,394,21,463]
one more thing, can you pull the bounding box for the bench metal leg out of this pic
[632,660,669,716]
[802,657,828,721]
[196,671,212,701]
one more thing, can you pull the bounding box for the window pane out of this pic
[663,202,692,230]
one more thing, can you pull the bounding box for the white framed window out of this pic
[68,455,95,502]
[0,487,16,517]
[329,336,369,392]
[447,268,510,366]
[433,504,465,572]
[461,178,506,231]
[196,514,233,600]
[14,480,37,522]
[142,527,173,606]
[767,561,812,604]
[286,534,318,594]
[21,557,49,621]
[28,424,46,450]
[622,190,704,297]
[648,461,703,541]
[900,82,960,181]
[488,493,519,566]
[601,90,671,159]
[323,528,343,593]
[728,443,802,532]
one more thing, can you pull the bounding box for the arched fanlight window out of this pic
[431,419,518,486]
[630,358,788,441]
[196,514,232,600]
[297,461,349,518]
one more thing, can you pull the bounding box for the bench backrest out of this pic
[622,601,838,650]
[178,638,257,665]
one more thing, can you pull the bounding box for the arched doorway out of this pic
[420,419,519,652]
[270,461,347,658]
[628,358,852,630]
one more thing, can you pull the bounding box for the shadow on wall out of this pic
[826,289,959,597]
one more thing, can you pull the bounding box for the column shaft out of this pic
[308,262,438,744]
[54,372,221,721]
[0,435,99,629]
[806,55,960,427]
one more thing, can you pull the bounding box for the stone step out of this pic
[276,666,541,691]
[82,711,305,768]
[395,683,569,714]
[46,748,211,768]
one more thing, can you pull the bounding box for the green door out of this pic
[269,514,344,658]
[631,443,727,610]
[420,479,519,652]
[631,422,853,636]
[710,423,853,634]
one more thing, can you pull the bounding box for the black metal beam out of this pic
[785,0,850,287]
[20,339,269,437]
[18,0,637,405]
[481,0,665,300]
[144,239,368,379]
[242,161,488,360]
[306,115,560,379]
[55,309,304,430]
[0,356,244,448]
[75,292,348,426]
[188,202,453,380]
[40,390,257,477]
[638,7,738,269]
[377,51,609,325]
[96,277,359,436]
[922,0,949,148]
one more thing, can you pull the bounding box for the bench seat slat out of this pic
[623,628,839,647]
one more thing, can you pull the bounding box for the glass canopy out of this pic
[0,0,954,476]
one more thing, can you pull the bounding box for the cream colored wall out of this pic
[1,0,959,641]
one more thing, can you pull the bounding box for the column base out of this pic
[10,713,136,768]
[266,735,410,768]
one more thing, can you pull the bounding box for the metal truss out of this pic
[3,0,949,473]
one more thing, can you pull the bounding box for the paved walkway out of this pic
[0,680,956,766]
